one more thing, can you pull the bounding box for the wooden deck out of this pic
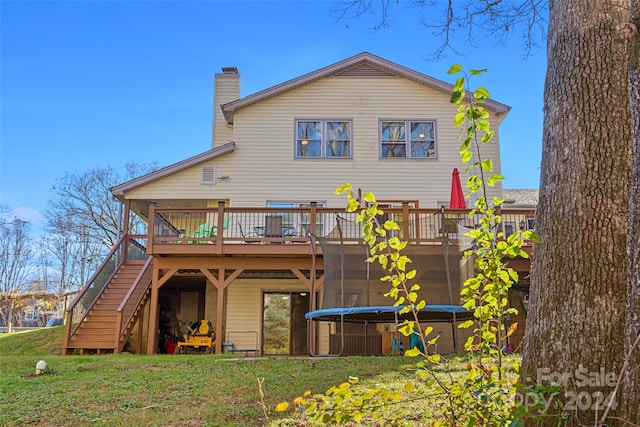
[62,204,536,355]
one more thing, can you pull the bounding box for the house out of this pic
[62,52,534,356]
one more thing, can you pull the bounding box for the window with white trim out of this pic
[380,120,436,158]
[295,120,351,158]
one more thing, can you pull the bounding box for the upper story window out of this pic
[380,120,436,159]
[296,120,352,159]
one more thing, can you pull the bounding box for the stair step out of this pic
[76,322,117,329]
[65,260,151,354]
[96,295,128,304]
[67,340,116,348]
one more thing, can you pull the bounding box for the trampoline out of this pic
[305,305,473,323]
[306,214,475,357]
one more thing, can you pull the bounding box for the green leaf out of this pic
[487,174,504,186]
[474,86,490,99]
[524,230,541,243]
[450,90,464,105]
[458,320,474,329]
[461,150,473,163]
[454,112,466,127]
[334,183,352,195]
[481,131,494,143]
[399,324,413,336]
[399,306,410,315]
[480,158,493,172]
[404,348,421,357]
[384,220,399,230]
[447,64,463,74]
[460,138,471,154]
[469,68,488,75]
[362,192,376,203]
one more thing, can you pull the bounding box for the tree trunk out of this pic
[522,1,632,425]
[621,0,640,422]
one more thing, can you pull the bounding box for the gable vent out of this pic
[333,63,397,78]
[201,166,217,184]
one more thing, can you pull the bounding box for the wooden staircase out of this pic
[64,260,149,354]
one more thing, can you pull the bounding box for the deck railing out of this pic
[147,204,536,252]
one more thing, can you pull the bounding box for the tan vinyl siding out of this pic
[224,279,308,353]
[127,76,502,207]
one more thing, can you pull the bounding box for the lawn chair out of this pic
[188,217,230,243]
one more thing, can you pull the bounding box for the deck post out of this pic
[309,201,317,237]
[147,202,156,255]
[146,267,160,354]
[401,202,410,240]
[135,301,145,354]
[62,310,73,354]
[215,268,225,355]
[122,199,131,259]
[114,311,123,354]
[216,201,225,252]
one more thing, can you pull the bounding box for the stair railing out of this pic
[63,234,147,349]
[115,256,154,352]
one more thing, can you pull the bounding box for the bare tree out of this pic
[48,162,158,249]
[42,213,97,295]
[332,0,548,58]
[0,210,37,331]
[43,162,158,297]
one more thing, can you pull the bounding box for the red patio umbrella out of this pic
[449,168,466,209]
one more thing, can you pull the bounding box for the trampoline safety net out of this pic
[316,217,475,314]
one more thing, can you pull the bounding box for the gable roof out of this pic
[221,52,511,123]
[111,141,236,196]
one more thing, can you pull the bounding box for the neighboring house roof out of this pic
[502,189,539,208]
[111,141,236,196]
[221,52,511,124]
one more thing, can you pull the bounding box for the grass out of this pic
[0,328,416,426]
[0,325,66,356]
[0,327,521,426]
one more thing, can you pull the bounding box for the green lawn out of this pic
[0,328,419,426]
[1,327,520,426]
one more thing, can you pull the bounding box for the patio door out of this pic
[262,292,309,355]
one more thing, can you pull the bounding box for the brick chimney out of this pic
[212,67,240,148]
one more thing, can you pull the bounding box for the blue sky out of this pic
[1,0,546,231]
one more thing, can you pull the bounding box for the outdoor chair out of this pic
[237,221,263,244]
[187,216,230,243]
